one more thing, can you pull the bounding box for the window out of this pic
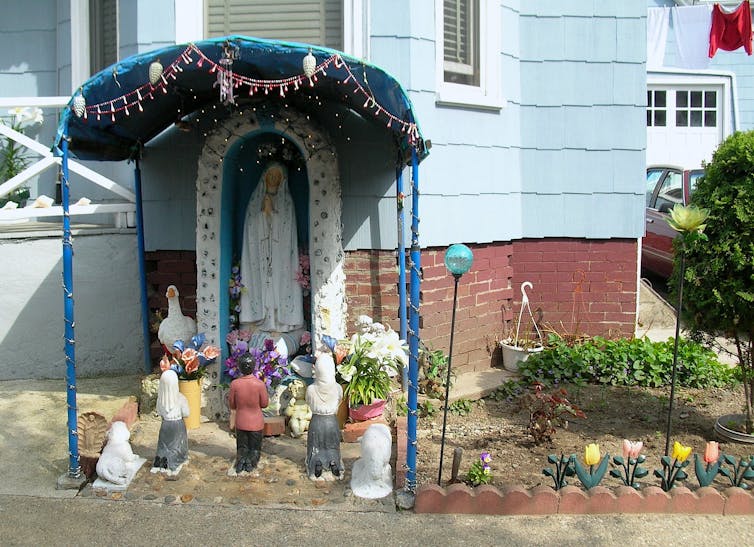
[647,90,667,127]
[443,0,479,86]
[206,0,343,50]
[654,170,683,213]
[435,0,502,109]
[89,0,118,74]
[675,90,717,128]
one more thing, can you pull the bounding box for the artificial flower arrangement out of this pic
[1,107,44,207]
[224,331,292,390]
[334,315,408,408]
[296,250,310,294]
[160,333,220,381]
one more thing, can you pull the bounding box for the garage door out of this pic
[647,84,724,169]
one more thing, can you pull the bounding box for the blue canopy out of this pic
[55,35,426,162]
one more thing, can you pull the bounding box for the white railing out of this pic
[0,97,136,226]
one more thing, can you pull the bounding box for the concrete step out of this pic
[447,368,517,402]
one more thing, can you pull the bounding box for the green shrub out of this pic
[515,335,734,389]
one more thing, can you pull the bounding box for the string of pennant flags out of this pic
[71,42,420,145]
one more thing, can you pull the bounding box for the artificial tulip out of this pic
[672,441,692,463]
[584,443,601,466]
[622,439,643,460]
[704,441,720,464]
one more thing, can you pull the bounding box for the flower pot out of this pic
[500,341,543,372]
[178,379,202,430]
[714,413,754,444]
[349,399,386,422]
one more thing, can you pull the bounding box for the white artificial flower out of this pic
[8,106,43,129]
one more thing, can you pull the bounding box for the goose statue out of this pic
[157,285,197,351]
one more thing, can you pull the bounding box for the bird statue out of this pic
[157,285,197,353]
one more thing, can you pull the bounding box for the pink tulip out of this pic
[704,441,719,464]
[622,439,643,460]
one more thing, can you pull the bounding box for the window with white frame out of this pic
[435,0,502,109]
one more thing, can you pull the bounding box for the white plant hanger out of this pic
[513,281,543,347]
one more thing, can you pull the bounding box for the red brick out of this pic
[692,486,725,514]
[527,485,559,515]
[263,416,285,436]
[558,485,589,513]
[474,485,505,514]
[444,483,476,514]
[586,486,618,513]
[111,399,139,429]
[641,486,671,513]
[614,485,644,513]
[668,486,698,513]
[414,484,446,513]
[342,417,388,443]
[724,487,754,515]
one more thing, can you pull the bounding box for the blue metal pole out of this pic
[405,147,421,491]
[396,165,408,391]
[133,158,152,373]
[61,137,81,479]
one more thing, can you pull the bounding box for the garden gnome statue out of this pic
[284,378,312,437]
[305,352,344,481]
[95,421,141,485]
[239,162,305,356]
[152,369,189,475]
[229,352,269,473]
[350,423,393,498]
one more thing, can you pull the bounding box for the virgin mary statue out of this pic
[239,162,305,352]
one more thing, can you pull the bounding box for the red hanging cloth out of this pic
[709,1,753,57]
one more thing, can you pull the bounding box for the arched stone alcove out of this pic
[194,107,347,415]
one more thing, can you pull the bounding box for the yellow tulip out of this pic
[671,441,692,463]
[584,443,601,466]
[667,204,709,233]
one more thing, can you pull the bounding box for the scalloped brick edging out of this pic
[414,483,754,515]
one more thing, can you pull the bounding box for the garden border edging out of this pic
[413,482,754,515]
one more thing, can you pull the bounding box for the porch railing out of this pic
[0,97,136,226]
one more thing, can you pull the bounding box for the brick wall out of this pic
[145,250,197,362]
[343,249,401,332]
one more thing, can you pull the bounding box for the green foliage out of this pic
[418,399,437,418]
[396,395,407,417]
[466,452,493,486]
[517,335,734,390]
[418,344,453,399]
[448,398,473,416]
[542,454,575,490]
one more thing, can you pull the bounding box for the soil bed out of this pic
[416,382,754,491]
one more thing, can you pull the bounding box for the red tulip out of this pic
[704,441,719,464]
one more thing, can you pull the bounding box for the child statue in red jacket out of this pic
[229,353,269,473]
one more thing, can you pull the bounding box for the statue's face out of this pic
[265,167,283,193]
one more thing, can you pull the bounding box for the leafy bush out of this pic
[418,344,453,399]
[449,398,473,416]
[516,335,734,389]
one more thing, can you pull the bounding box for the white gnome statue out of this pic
[350,423,393,498]
[284,379,312,438]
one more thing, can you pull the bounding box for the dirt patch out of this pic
[416,383,754,490]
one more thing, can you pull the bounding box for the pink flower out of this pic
[238,330,251,342]
[704,441,719,464]
[181,348,199,372]
[300,331,311,346]
[622,439,643,460]
[226,331,238,345]
[159,354,171,372]
[202,345,220,361]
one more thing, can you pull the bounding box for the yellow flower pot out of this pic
[178,379,202,430]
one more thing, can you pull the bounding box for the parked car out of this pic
[642,165,705,278]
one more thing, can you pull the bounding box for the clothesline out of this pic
[648,1,752,70]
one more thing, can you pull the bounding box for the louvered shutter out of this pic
[443,0,479,85]
[90,0,118,73]
[206,0,343,50]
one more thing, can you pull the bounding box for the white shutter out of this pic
[206,0,342,50]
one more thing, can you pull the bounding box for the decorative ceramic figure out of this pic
[284,379,312,438]
[96,421,140,485]
[262,382,289,417]
[151,369,189,475]
[239,162,305,355]
[350,423,393,499]
[305,353,344,481]
[229,353,269,473]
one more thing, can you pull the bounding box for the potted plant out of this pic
[1,107,43,208]
[500,281,544,372]
[679,130,754,437]
[336,315,407,421]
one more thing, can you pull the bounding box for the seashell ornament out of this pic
[72,93,86,118]
[303,50,316,78]
[149,60,164,85]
